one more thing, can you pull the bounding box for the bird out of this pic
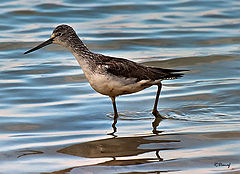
[24,24,187,121]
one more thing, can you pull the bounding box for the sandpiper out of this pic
[24,24,186,120]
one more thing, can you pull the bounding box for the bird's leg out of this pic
[152,83,166,119]
[109,96,118,135]
[111,96,119,119]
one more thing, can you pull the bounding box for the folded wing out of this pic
[95,54,187,82]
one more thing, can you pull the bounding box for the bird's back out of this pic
[92,54,185,82]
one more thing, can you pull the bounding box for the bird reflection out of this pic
[17,150,43,158]
[57,115,178,167]
[17,116,180,173]
[17,116,165,160]
[57,134,180,166]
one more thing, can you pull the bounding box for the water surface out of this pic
[0,0,240,173]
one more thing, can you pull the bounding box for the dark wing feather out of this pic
[149,67,186,80]
[95,54,187,82]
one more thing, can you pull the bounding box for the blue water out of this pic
[0,0,240,173]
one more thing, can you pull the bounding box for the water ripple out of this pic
[0,0,240,173]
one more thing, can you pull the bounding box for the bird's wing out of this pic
[95,55,153,81]
[95,54,185,82]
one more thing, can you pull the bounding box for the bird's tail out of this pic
[150,67,188,80]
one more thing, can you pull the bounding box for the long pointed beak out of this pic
[24,38,54,54]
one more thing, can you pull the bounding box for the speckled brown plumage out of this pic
[24,24,187,125]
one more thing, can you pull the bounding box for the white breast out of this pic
[73,55,158,97]
[87,72,153,97]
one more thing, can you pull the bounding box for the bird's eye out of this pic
[57,32,63,37]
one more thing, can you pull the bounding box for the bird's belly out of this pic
[87,73,151,97]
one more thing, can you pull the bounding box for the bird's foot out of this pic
[152,129,163,134]
[107,132,117,137]
[107,116,118,137]
[107,126,117,137]
[152,110,167,119]
[152,116,163,134]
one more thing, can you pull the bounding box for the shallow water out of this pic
[0,0,240,173]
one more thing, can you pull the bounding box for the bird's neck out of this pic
[67,36,95,60]
[67,36,88,52]
[66,35,96,70]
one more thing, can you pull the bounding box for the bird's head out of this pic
[24,24,76,54]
